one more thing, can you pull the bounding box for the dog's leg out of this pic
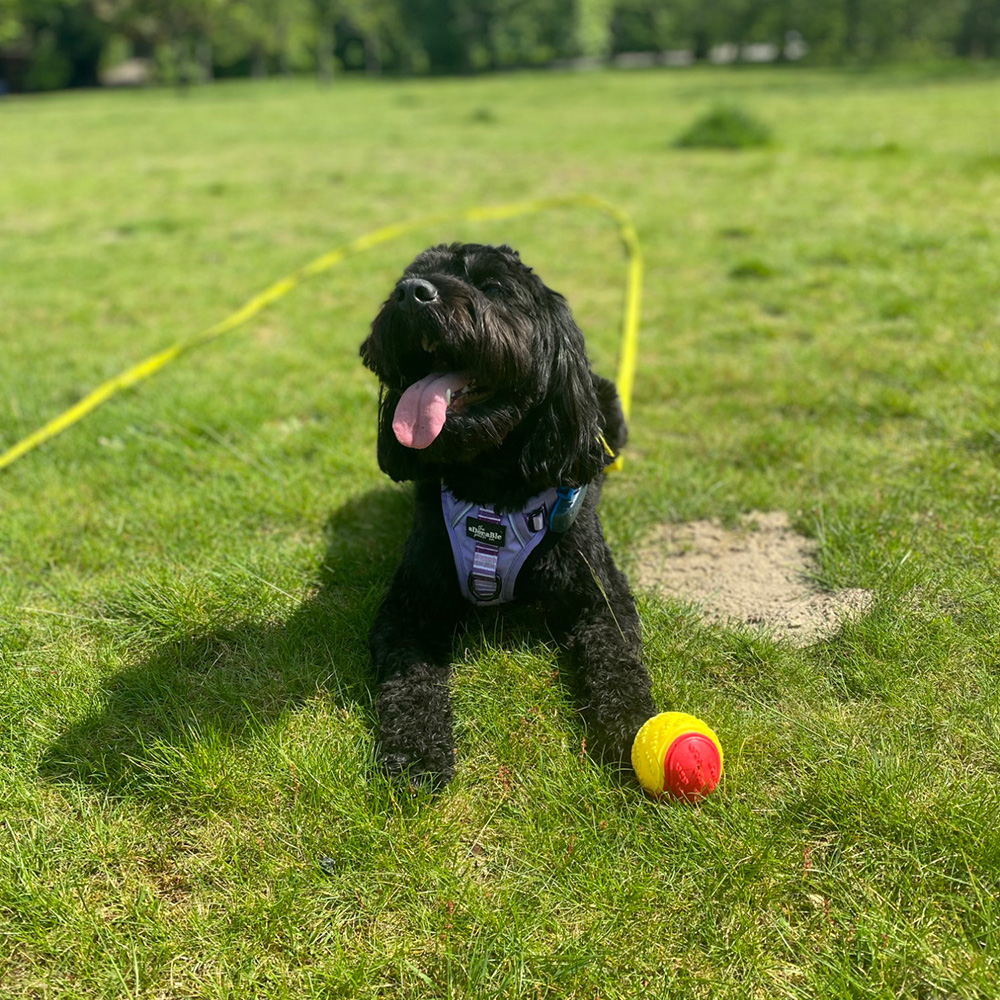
[544,533,655,766]
[369,492,465,790]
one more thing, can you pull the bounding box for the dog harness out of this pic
[441,483,587,606]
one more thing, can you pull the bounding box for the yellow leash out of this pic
[0,194,641,474]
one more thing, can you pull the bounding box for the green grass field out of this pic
[2,65,1000,998]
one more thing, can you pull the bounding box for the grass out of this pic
[674,103,773,149]
[2,64,1000,997]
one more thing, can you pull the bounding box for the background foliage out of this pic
[2,0,1000,92]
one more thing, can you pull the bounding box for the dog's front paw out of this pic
[376,666,456,792]
[379,748,455,793]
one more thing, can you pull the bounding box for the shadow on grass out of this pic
[38,486,414,800]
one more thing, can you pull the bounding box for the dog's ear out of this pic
[592,372,627,456]
[375,387,422,483]
[359,332,377,374]
[518,291,606,487]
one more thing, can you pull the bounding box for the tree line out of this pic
[1,0,999,92]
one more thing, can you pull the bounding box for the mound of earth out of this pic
[635,510,872,645]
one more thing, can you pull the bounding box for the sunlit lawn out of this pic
[2,64,1000,997]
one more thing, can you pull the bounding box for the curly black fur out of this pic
[360,243,655,790]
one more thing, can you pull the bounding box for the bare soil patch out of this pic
[635,511,872,645]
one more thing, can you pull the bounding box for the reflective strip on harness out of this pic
[442,485,561,606]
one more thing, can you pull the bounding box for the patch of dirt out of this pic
[635,510,873,645]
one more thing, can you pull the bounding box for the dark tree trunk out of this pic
[364,33,382,75]
[252,42,267,78]
[197,38,213,82]
[318,22,335,82]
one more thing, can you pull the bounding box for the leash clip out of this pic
[468,573,502,602]
[549,484,588,534]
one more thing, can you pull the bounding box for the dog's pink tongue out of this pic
[392,372,470,449]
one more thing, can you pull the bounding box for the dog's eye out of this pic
[481,279,504,296]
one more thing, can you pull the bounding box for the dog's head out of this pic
[360,243,608,493]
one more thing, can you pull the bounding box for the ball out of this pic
[631,711,723,800]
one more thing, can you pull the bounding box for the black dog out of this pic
[360,242,655,789]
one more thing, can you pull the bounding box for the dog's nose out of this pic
[395,278,439,310]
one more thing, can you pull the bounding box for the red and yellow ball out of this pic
[631,712,723,800]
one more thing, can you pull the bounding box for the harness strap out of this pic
[470,505,504,602]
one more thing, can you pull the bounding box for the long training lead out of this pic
[0,195,641,474]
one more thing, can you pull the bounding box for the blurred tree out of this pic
[3,0,1000,92]
[610,0,676,53]
[401,0,463,73]
[0,0,25,44]
[310,0,337,79]
[337,0,408,74]
[1,0,108,89]
[956,0,1000,56]
[222,0,307,77]
[575,0,612,57]
[489,0,574,68]
[93,0,224,85]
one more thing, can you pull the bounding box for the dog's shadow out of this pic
[37,486,415,801]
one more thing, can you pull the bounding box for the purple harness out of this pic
[441,483,586,606]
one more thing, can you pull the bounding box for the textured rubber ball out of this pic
[631,712,723,800]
